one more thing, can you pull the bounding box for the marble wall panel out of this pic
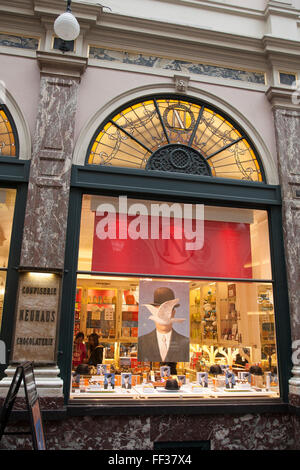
[0,396,64,410]
[274,109,300,330]
[273,110,300,345]
[20,76,79,270]
[271,107,300,404]
[0,413,299,450]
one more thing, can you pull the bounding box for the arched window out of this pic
[0,105,18,157]
[86,95,264,182]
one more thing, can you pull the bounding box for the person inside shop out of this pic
[72,332,87,370]
[84,333,104,366]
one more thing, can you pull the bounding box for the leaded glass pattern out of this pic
[87,97,264,182]
[0,107,17,157]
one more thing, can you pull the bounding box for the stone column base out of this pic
[0,365,64,398]
[289,366,300,398]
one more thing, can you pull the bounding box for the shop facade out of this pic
[0,0,300,450]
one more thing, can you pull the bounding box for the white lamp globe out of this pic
[54,11,80,41]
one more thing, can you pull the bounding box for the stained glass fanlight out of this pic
[0,106,18,157]
[86,96,264,182]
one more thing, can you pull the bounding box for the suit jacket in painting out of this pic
[137,328,189,362]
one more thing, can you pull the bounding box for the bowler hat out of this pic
[165,378,180,390]
[143,286,184,326]
[75,364,89,375]
[152,287,178,306]
[209,364,222,376]
[249,365,263,376]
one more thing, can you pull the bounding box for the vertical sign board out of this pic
[0,362,46,450]
[23,362,46,450]
[0,365,23,439]
[11,272,61,364]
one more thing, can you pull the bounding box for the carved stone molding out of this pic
[266,86,300,111]
[0,366,63,398]
[173,74,190,93]
[36,51,88,80]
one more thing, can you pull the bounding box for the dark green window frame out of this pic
[0,159,29,379]
[58,164,291,413]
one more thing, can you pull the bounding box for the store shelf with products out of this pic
[74,278,140,361]
[202,285,218,341]
[71,276,279,400]
[121,289,139,340]
[85,288,117,340]
[74,288,82,338]
[219,283,240,344]
[190,283,218,344]
[70,364,279,399]
[258,284,277,370]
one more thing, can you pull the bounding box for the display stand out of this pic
[0,361,46,450]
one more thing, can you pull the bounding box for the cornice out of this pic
[263,35,300,68]
[1,0,300,76]
[136,0,265,19]
[33,0,103,23]
[159,0,299,19]
[87,28,268,73]
[264,5,299,19]
[0,0,35,18]
[263,35,300,54]
[266,86,300,110]
[96,12,264,53]
[0,0,103,25]
[36,51,88,80]
[87,14,300,70]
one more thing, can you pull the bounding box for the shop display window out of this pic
[0,188,16,330]
[70,194,279,400]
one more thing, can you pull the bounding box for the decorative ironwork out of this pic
[146,144,211,176]
[163,103,195,133]
[87,96,264,182]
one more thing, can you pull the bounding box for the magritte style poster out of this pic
[138,280,190,363]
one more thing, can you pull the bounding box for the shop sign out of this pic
[11,272,61,364]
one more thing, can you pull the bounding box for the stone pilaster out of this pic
[1,52,87,399]
[21,52,87,269]
[266,87,300,403]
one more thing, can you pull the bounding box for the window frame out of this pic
[0,161,30,380]
[58,163,291,411]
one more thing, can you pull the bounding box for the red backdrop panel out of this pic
[91,214,253,278]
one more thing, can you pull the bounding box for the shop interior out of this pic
[70,195,279,399]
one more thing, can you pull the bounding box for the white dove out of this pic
[143,298,185,326]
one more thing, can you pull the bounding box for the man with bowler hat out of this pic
[138,286,189,362]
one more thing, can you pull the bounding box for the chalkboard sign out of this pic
[0,361,46,450]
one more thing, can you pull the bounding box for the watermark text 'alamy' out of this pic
[95,196,204,251]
